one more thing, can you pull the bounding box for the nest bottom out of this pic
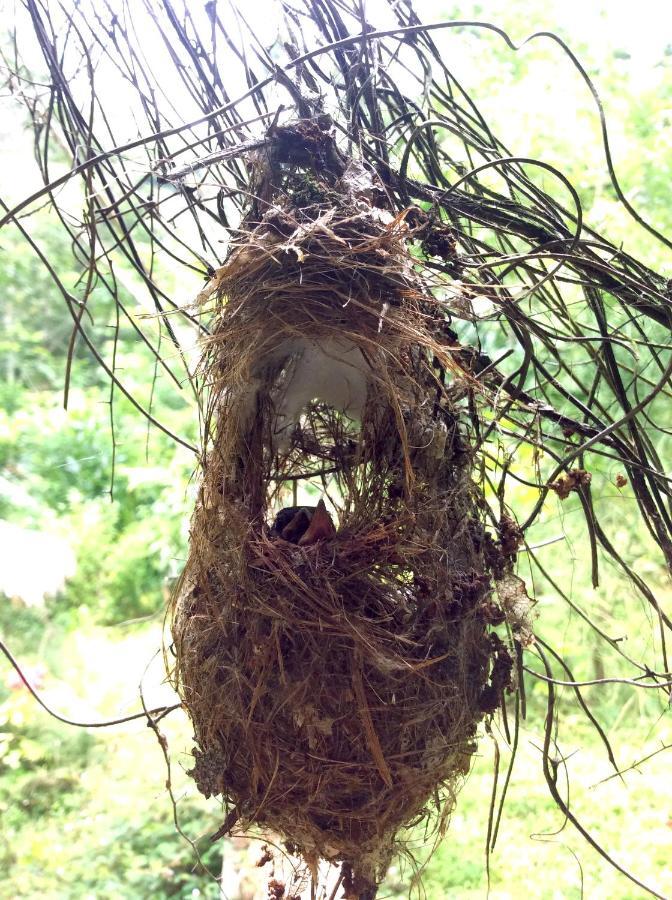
[173,523,509,891]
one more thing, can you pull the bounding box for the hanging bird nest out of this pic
[9,2,672,896]
[170,130,518,896]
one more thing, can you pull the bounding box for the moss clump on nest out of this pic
[170,158,514,896]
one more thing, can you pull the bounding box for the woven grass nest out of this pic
[171,148,518,897]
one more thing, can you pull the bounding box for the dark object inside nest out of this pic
[271,499,337,544]
[171,123,519,898]
[269,116,339,169]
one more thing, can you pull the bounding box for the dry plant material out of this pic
[256,845,273,868]
[549,468,592,500]
[170,127,517,897]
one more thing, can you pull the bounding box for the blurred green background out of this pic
[1,2,671,897]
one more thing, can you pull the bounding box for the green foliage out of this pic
[0,717,222,898]
[0,382,192,622]
[0,688,93,818]
[0,396,114,514]
[445,0,672,272]
[0,217,110,392]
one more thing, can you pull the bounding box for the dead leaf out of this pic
[496,573,536,647]
[549,468,591,500]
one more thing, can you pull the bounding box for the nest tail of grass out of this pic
[170,160,515,896]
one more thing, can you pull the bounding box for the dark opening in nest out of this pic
[170,160,518,894]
